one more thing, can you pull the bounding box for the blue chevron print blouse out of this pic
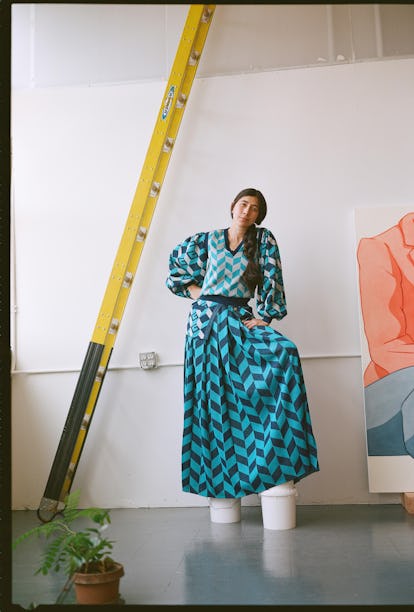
[166,227,287,326]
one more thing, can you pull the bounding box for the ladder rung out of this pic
[162,137,175,152]
[122,271,133,288]
[189,49,201,65]
[175,92,187,109]
[201,6,213,22]
[149,182,161,197]
[136,226,147,242]
[109,318,119,334]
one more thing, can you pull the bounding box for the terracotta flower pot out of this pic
[73,562,124,605]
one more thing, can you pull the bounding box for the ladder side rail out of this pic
[37,4,215,521]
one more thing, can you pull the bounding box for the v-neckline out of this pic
[224,228,244,255]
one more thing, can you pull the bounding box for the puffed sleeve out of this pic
[256,228,287,322]
[166,232,209,298]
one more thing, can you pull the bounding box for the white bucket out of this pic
[208,497,241,523]
[259,481,296,530]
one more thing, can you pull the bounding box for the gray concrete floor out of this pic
[12,504,414,608]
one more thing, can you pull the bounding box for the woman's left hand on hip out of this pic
[242,318,269,329]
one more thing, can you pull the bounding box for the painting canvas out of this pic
[355,207,414,492]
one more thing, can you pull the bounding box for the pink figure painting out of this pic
[357,212,414,387]
[357,211,414,459]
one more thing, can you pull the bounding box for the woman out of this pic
[166,188,319,508]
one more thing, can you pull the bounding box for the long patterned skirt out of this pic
[181,301,319,498]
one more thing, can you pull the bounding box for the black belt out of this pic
[198,294,250,307]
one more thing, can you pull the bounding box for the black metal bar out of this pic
[39,342,105,513]
[58,346,112,494]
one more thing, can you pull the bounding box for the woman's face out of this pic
[231,195,260,227]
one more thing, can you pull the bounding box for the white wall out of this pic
[12,4,414,89]
[11,55,414,509]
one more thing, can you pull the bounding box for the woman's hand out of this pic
[242,318,269,329]
[188,284,202,300]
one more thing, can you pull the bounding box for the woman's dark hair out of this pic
[230,188,267,292]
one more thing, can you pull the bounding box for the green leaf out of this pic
[13,488,117,579]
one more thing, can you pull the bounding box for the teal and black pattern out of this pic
[166,231,209,299]
[167,227,319,498]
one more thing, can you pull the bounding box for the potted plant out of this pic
[13,489,124,605]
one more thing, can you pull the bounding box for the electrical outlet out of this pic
[139,352,157,370]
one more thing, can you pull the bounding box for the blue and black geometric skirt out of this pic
[182,301,319,498]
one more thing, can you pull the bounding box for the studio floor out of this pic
[12,503,414,608]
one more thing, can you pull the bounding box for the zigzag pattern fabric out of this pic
[166,231,209,298]
[182,304,318,497]
[167,227,319,498]
[203,230,250,297]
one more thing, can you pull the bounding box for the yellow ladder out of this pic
[38,4,215,521]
